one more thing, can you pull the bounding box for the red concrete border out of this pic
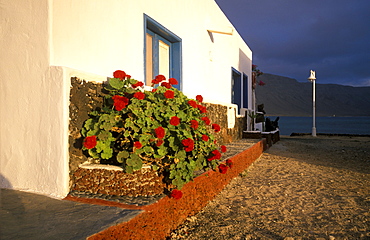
[87,139,266,240]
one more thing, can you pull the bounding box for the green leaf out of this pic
[117,150,129,163]
[189,159,196,168]
[175,150,186,160]
[95,141,105,153]
[81,127,87,137]
[177,161,184,169]
[132,125,140,133]
[143,146,154,155]
[88,149,99,159]
[101,148,113,159]
[124,165,134,174]
[123,130,130,137]
[132,161,142,171]
[157,146,167,157]
[139,134,151,143]
[98,131,111,141]
[169,170,176,179]
[83,119,94,131]
[172,177,185,189]
[109,78,125,90]
[126,153,142,167]
[151,165,159,171]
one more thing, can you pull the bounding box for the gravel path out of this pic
[168,136,370,240]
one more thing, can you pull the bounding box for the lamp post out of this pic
[308,70,317,137]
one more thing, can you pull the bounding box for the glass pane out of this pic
[146,33,153,85]
[158,40,170,79]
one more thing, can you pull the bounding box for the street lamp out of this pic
[308,70,317,137]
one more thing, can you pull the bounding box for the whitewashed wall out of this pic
[0,0,69,197]
[51,0,252,104]
[0,0,252,197]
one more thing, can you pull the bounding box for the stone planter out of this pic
[71,163,167,197]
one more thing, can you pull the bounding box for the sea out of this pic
[267,116,370,136]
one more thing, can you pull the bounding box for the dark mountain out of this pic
[255,73,370,117]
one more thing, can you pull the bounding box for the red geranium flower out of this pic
[182,138,194,152]
[218,164,228,174]
[214,149,222,158]
[132,81,144,88]
[156,75,166,81]
[221,145,227,153]
[201,116,211,125]
[152,75,166,84]
[196,95,203,102]
[202,135,209,142]
[113,70,126,80]
[212,123,221,132]
[83,136,97,149]
[197,105,207,113]
[112,95,129,111]
[190,120,199,130]
[126,75,131,79]
[133,91,145,100]
[152,88,157,93]
[168,78,178,85]
[226,159,233,168]
[208,149,221,161]
[134,141,143,149]
[155,127,166,139]
[164,90,175,99]
[161,82,171,89]
[188,100,197,108]
[170,189,183,200]
[170,116,181,126]
[156,139,164,146]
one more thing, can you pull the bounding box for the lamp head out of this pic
[308,70,316,81]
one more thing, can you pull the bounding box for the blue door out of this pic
[231,68,242,113]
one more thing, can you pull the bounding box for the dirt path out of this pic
[168,136,370,240]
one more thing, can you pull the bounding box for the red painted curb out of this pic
[87,139,266,240]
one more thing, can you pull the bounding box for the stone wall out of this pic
[202,103,247,145]
[71,165,166,196]
[69,77,105,188]
[68,77,248,194]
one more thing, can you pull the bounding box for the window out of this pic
[231,68,242,113]
[144,15,182,89]
[242,73,248,109]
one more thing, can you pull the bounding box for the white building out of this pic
[0,0,253,198]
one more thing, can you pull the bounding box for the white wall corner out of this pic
[227,104,237,129]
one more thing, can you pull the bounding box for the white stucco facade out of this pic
[0,0,253,197]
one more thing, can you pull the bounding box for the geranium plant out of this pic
[252,64,265,87]
[81,70,228,192]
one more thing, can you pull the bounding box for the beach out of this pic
[168,136,370,239]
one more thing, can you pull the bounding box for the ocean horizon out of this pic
[266,116,370,136]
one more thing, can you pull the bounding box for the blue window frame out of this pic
[231,68,242,113]
[144,15,182,90]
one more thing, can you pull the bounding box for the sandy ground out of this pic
[168,136,370,240]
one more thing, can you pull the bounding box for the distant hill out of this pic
[255,73,370,117]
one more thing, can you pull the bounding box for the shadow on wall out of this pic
[0,173,12,189]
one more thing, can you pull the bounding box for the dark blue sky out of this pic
[215,0,370,86]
